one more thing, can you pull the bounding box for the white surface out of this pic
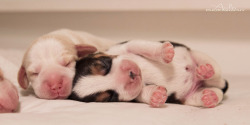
[0,42,250,125]
[0,0,248,12]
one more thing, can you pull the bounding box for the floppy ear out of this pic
[18,66,29,89]
[75,44,97,58]
[0,68,4,81]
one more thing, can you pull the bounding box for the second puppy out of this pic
[69,40,228,108]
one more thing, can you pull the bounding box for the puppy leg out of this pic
[191,51,228,93]
[184,87,223,108]
[136,85,168,108]
[125,40,175,63]
[0,79,19,113]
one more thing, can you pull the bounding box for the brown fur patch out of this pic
[96,92,111,102]
[89,53,116,76]
[90,61,107,75]
[92,53,108,58]
[92,53,117,59]
[0,68,4,81]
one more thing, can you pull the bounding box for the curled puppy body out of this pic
[0,68,19,113]
[18,29,115,99]
[70,40,228,108]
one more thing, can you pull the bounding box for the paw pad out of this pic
[150,86,168,108]
[196,64,214,80]
[161,43,175,63]
[201,89,218,108]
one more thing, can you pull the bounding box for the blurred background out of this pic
[0,0,249,76]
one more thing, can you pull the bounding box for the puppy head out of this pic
[71,53,143,102]
[18,36,97,99]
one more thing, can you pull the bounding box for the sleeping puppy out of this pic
[18,29,115,99]
[0,68,19,113]
[69,40,228,108]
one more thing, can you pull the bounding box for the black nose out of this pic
[129,71,135,80]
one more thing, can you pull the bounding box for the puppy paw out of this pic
[0,104,13,113]
[160,42,175,63]
[0,82,19,113]
[150,86,168,108]
[201,89,218,108]
[196,64,214,80]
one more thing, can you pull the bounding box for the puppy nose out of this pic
[49,82,62,91]
[129,71,135,79]
[120,59,141,79]
[45,74,63,91]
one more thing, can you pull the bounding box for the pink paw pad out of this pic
[150,86,168,108]
[161,42,175,63]
[201,89,218,108]
[196,64,214,80]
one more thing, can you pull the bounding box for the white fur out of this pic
[73,40,226,107]
[73,56,143,101]
[19,29,115,99]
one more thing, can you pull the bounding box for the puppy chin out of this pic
[117,90,141,101]
[34,87,72,99]
[117,83,143,101]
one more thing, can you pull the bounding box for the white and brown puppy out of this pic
[0,68,19,113]
[69,40,228,108]
[18,29,115,99]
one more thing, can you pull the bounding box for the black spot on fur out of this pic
[159,40,190,51]
[105,90,119,102]
[73,54,112,87]
[222,80,229,94]
[68,90,119,102]
[166,93,183,104]
[69,92,96,102]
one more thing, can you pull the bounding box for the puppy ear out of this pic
[18,66,29,89]
[75,44,97,58]
[0,68,4,81]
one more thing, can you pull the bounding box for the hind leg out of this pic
[184,87,223,108]
[191,51,228,93]
[125,40,175,64]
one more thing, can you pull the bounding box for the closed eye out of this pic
[63,61,75,67]
[99,57,112,75]
[65,61,71,67]
[28,66,41,78]
[93,62,106,72]
[90,60,111,76]
[30,72,39,77]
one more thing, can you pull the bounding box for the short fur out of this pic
[70,40,228,108]
[17,29,115,99]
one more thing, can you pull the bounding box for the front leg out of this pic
[125,40,175,64]
[135,85,168,108]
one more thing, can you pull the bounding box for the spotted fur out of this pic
[71,40,228,108]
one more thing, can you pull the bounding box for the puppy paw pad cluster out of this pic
[201,89,218,108]
[161,42,175,63]
[150,86,168,108]
[196,64,215,80]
